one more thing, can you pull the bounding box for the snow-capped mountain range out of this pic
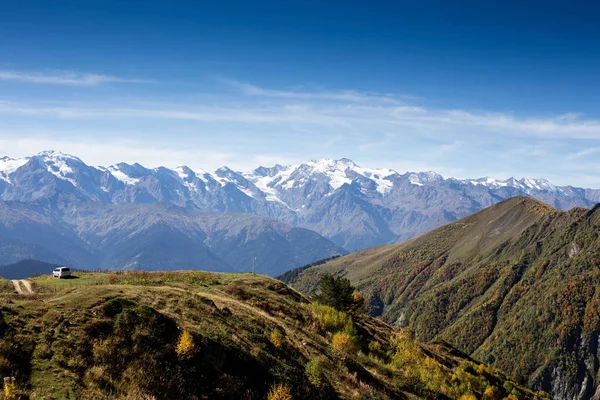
[2,150,600,251]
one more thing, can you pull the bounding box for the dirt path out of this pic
[20,279,34,294]
[11,280,34,294]
[11,280,24,294]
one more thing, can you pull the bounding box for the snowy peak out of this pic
[518,178,557,192]
[214,166,238,181]
[465,176,510,188]
[0,152,588,211]
[0,150,599,252]
[305,157,358,172]
[251,164,286,178]
[30,150,90,187]
[0,156,29,181]
[406,171,443,186]
[244,158,398,198]
[36,150,82,162]
[463,176,558,193]
[107,164,143,185]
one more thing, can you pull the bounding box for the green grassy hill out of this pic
[282,197,600,400]
[0,271,542,399]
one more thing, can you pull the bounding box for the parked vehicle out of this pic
[52,267,71,279]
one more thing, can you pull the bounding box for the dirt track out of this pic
[11,280,34,294]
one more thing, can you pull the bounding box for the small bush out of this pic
[533,391,552,400]
[484,385,500,400]
[350,291,365,313]
[176,330,195,357]
[305,358,326,388]
[267,383,293,400]
[308,303,353,333]
[269,329,284,349]
[390,331,423,369]
[331,332,355,360]
[395,327,415,341]
[368,340,383,358]
[3,377,16,400]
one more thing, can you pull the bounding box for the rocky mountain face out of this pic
[3,151,600,251]
[283,197,600,400]
[0,201,345,276]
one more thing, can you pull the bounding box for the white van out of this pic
[52,267,71,279]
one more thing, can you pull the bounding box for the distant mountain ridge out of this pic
[0,201,344,276]
[0,259,62,279]
[2,151,600,250]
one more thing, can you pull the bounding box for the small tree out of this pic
[314,274,355,311]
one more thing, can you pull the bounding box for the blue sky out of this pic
[1,0,600,186]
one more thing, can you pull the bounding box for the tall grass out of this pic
[107,270,220,286]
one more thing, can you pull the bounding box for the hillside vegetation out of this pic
[283,197,600,400]
[0,271,541,399]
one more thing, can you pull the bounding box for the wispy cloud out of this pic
[220,78,399,103]
[3,78,600,187]
[0,70,148,86]
[566,147,600,160]
[2,99,600,140]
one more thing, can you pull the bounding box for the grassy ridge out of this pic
[0,270,541,399]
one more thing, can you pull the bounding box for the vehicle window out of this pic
[63,268,70,272]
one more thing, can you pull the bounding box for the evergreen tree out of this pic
[314,274,355,311]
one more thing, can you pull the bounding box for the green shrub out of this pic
[305,357,326,388]
[269,329,284,349]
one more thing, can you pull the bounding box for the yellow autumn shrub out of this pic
[484,385,500,399]
[3,377,16,400]
[331,332,355,360]
[267,383,293,400]
[176,330,195,357]
[270,329,284,349]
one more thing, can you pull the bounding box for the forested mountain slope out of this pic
[284,197,600,400]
